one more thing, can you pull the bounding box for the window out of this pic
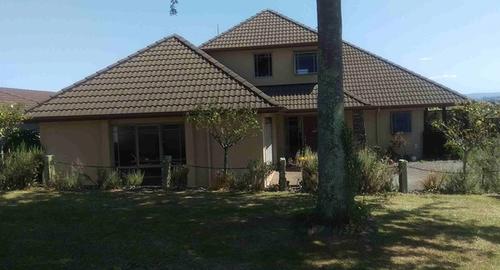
[254,53,272,77]
[391,112,412,133]
[138,126,160,165]
[113,124,186,168]
[295,52,317,75]
[162,125,185,164]
[113,126,136,166]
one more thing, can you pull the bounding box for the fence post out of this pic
[43,155,55,186]
[398,159,408,193]
[279,157,287,191]
[161,156,172,190]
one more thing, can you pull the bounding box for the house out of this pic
[0,87,52,108]
[1,87,53,130]
[28,10,467,186]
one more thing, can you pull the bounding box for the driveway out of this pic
[405,160,462,191]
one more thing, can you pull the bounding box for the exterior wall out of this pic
[208,46,318,86]
[39,116,266,188]
[39,120,111,180]
[364,108,425,159]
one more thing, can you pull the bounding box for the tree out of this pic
[171,0,352,224]
[316,0,352,224]
[433,102,499,176]
[0,104,27,158]
[187,105,260,175]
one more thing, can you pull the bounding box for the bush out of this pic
[98,169,122,190]
[296,147,318,193]
[52,165,88,191]
[357,148,395,193]
[124,170,144,189]
[171,165,189,190]
[0,145,43,191]
[3,128,41,152]
[440,172,481,194]
[420,173,445,193]
[238,160,274,191]
[469,138,500,193]
[213,171,236,190]
[433,138,499,194]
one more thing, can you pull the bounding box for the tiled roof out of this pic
[29,35,279,120]
[0,87,53,108]
[259,84,369,110]
[201,10,317,50]
[201,10,468,108]
[343,42,467,107]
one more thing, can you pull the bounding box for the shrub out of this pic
[98,169,122,190]
[239,160,274,191]
[420,173,445,193]
[124,170,144,189]
[171,165,189,190]
[296,147,318,193]
[469,138,500,193]
[213,171,236,190]
[357,148,395,193]
[440,172,481,194]
[0,145,43,191]
[52,165,88,191]
[3,128,41,152]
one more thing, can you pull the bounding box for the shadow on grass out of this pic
[0,190,499,269]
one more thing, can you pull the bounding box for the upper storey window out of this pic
[254,53,273,77]
[295,52,318,75]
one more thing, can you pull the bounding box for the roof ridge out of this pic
[175,35,281,107]
[28,34,180,113]
[342,89,371,106]
[343,41,469,102]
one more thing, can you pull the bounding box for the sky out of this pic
[0,0,499,94]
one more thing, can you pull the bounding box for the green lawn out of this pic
[0,189,499,270]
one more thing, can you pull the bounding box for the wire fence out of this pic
[50,160,253,187]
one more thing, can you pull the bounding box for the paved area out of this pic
[406,160,462,191]
[267,160,463,192]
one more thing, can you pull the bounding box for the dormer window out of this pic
[295,52,318,75]
[254,53,272,77]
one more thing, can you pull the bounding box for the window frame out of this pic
[254,53,273,78]
[390,111,412,134]
[112,123,186,169]
[294,51,318,75]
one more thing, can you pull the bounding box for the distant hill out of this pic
[467,92,500,102]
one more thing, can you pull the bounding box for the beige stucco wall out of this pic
[208,46,318,86]
[39,116,267,188]
[39,120,111,180]
[364,108,425,159]
[38,108,425,187]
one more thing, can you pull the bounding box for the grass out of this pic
[0,189,499,270]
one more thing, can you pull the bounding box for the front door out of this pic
[303,116,317,152]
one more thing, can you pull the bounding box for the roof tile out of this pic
[29,35,279,120]
[202,10,468,108]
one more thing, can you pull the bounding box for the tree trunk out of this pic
[223,147,228,176]
[316,0,351,223]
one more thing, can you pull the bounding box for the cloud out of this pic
[430,74,458,79]
[419,57,433,61]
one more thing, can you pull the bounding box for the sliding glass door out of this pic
[112,124,186,185]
